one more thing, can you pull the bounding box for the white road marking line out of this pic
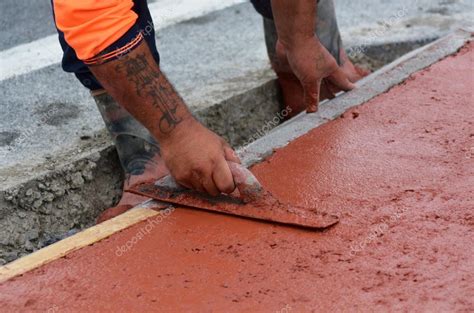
[0,0,245,82]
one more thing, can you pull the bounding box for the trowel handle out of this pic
[155,162,263,202]
[227,161,263,203]
[155,174,186,191]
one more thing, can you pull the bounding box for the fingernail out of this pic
[306,106,317,113]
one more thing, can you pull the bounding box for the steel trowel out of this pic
[127,162,339,230]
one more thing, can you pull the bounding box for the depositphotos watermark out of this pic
[464,146,474,159]
[9,107,59,152]
[241,105,292,147]
[46,304,59,313]
[347,5,411,58]
[115,207,175,256]
[276,304,292,313]
[349,206,408,256]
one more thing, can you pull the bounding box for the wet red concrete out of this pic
[130,180,339,229]
[1,43,473,312]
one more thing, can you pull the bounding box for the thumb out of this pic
[327,68,356,92]
[223,145,241,164]
[303,78,322,113]
[226,161,263,203]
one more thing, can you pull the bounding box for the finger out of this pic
[325,79,341,96]
[202,176,220,196]
[227,162,263,202]
[303,78,321,113]
[224,146,241,164]
[327,68,356,91]
[212,158,235,194]
[171,174,192,190]
[354,65,371,80]
[188,171,206,194]
[190,180,206,194]
[166,175,190,191]
[320,79,336,100]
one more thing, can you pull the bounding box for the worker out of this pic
[51,0,367,222]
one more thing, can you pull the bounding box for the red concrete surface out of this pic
[1,43,473,312]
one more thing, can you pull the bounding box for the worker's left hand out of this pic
[275,36,356,113]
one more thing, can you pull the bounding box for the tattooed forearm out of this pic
[116,53,159,96]
[116,53,182,134]
[89,40,193,140]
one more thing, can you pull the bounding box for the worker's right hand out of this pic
[160,118,240,196]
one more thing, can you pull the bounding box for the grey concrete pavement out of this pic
[0,0,55,50]
[336,0,473,48]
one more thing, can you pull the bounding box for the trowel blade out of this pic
[127,182,339,230]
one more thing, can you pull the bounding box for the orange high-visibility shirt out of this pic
[53,0,139,62]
